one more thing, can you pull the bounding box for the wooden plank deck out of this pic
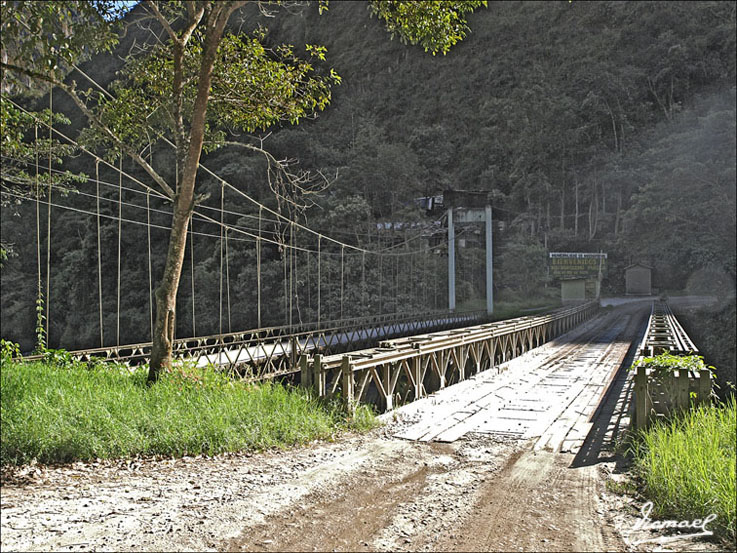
[393,314,635,450]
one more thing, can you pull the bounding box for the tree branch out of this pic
[2,61,175,199]
[142,0,179,43]
[222,140,331,213]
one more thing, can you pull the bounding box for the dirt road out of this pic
[2,299,722,552]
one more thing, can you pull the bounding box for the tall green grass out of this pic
[1,359,376,465]
[631,397,736,542]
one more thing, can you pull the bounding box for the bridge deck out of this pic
[392,309,637,451]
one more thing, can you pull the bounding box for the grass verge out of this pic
[630,396,736,543]
[1,358,377,466]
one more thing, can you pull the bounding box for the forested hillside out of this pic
[1,1,735,355]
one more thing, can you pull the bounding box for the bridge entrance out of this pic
[393,308,636,449]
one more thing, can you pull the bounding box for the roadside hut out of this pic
[625,263,652,295]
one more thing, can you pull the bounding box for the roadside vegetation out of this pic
[0,350,376,466]
[629,396,736,543]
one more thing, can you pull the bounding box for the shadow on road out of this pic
[570,308,649,470]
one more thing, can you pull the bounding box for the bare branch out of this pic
[142,1,179,43]
[222,140,332,216]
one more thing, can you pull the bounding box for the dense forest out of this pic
[1,1,735,372]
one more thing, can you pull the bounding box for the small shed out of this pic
[625,263,652,295]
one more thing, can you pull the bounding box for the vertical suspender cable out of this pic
[225,227,231,333]
[423,247,428,308]
[289,221,294,327]
[317,235,321,328]
[146,190,154,341]
[116,154,122,345]
[409,250,414,310]
[307,246,311,312]
[257,207,262,328]
[378,252,383,316]
[34,124,43,346]
[282,232,288,325]
[340,245,345,320]
[394,254,399,313]
[96,161,105,346]
[146,144,154,341]
[361,250,366,308]
[189,215,196,336]
[45,91,52,340]
[219,182,224,335]
[432,251,438,309]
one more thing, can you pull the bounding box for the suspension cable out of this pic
[45,90,52,340]
[116,154,122,345]
[34,124,43,347]
[189,214,196,337]
[282,235,288,326]
[147,190,154,341]
[219,181,224,335]
[6,96,437,258]
[317,234,321,328]
[340,245,345,320]
[361,250,366,308]
[257,207,262,328]
[225,227,231,333]
[96,160,105,346]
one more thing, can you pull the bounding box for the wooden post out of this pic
[697,369,712,406]
[413,357,422,401]
[299,354,312,390]
[341,356,355,414]
[675,369,689,412]
[314,354,324,397]
[634,365,649,430]
[290,336,298,372]
[457,346,466,381]
[383,364,393,411]
[438,351,447,390]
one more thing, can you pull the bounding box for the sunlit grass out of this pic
[631,396,736,542]
[0,358,377,465]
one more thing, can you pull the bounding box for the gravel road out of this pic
[2,298,725,552]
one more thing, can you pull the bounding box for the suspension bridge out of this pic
[2,90,491,379]
[1,90,711,430]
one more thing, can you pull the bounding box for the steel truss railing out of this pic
[632,301,709,430]
[638,301,698,357]
[18,310,486,380]
[300,301,600,413]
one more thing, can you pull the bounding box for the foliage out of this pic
[0,1,123,91]
[496,232,549,296]
[630,396,736,542]
[34,293,46,352]
[0,1,734,354]
[81,26,341,161]
[620,88,736,288]
[370,1,487,55]
[631,353,713,377]
[0,358,377,465]
[0,339,22,363]
[0,96,86,201]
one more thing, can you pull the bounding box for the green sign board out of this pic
[549,252,607,280]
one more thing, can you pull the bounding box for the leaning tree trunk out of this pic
[147,5,234,384]
[148,203,193,379]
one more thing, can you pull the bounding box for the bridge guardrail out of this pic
[632,301,711,430]
[15,309,487,381]
[300,301,600,412]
